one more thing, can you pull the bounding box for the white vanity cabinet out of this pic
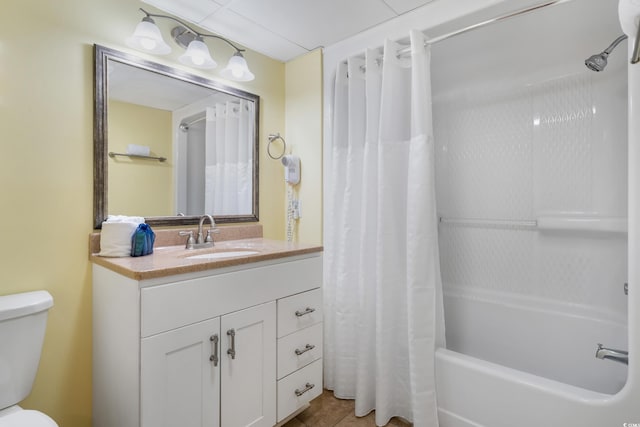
[140,303,275,427]
[92,252,322,427]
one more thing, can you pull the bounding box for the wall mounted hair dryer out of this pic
[282,155,300,185]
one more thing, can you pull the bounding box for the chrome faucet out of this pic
[179,215,217,250]
[595,343,628,365]
[197,215,216,246]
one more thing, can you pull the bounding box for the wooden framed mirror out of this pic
[94,44,259,228]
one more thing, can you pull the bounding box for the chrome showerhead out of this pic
[585,52,610,72]
[585,34,628,72]
[584,52,609,71]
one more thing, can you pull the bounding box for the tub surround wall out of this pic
[434,69,628,310]
[323,0,639,424]
[443,286,627,394]
[432,0,628,392]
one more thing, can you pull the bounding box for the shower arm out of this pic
[603,34,628,55]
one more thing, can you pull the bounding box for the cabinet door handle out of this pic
[294,382,315,397]
[209,334,219,366]
[294,344,315,356]
[227,329,236,359]
[295,307,316,317]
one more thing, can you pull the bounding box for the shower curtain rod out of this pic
[180,102,248,130]
[400,0,571,54]
[405,0,570,55]
[181,116,206,129]
[351,0,571,71]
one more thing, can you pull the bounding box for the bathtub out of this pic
[435,287,631,427]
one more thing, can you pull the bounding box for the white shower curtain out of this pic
[324,30,445,427]
[204,99,253,215]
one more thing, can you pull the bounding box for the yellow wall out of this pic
[108,100,174,217]
[284,49,324,245]
[0,0,287,425]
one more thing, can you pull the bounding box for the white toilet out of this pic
[0,291,58,426]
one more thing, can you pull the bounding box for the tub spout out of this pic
[595,343,628,365]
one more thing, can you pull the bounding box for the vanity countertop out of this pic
[91,238,323,281]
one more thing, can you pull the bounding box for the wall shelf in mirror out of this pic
[109,152,167,162]
[94,44,260,229]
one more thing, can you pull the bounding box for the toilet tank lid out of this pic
[0,291,53,322]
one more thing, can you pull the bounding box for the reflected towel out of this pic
[126,144,151,156]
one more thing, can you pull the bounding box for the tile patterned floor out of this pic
[282,390,413,427]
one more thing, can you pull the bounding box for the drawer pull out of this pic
[209,334,219,366]
[295,307,316,317]
[294,382,315,397]
[294,344,316,356]
[227,329,236,359]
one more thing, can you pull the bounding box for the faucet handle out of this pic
[205,228,220,243]
[179,231,195,249]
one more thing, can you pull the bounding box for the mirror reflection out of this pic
[94,44,259,228]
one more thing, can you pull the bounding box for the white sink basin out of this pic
[185,250,260,260]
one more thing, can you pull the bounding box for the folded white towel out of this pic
[106,215,145,224]
[99,216,145,257]
[126,144,151,157]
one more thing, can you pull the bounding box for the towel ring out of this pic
[267,133,286,160]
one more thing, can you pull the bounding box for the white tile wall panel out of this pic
[439,225,535,294]
[533,73,594,214]
[435,87,533,220]
[434,69,627,312]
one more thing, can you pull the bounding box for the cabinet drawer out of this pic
[277,288,323,338]
[276,359,323,422]
[277,322,323,380]
[141,256,322,337]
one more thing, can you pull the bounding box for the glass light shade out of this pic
[179,39,217,69]
[220,52,255,82]
[126,18,171,55]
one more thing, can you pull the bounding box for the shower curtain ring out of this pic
[267,133,286,160]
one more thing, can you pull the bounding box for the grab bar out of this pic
[438,216,627,233]
[438,217,537,229]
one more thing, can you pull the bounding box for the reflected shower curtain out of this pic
[324,30,445,427]
[204,99,253,215]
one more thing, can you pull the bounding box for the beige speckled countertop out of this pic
[90,231,323,281]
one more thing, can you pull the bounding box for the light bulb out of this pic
[192,55,205,66]
[220,52,255,82]
[179,38,217,69]
[140,38,157,50]
[232,64,243,78]
[126,17,171,55]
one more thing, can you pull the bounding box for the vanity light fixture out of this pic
[127,8,255,81]
[126,15,171,54]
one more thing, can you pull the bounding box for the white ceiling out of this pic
[109,61,238,110]
[141,0,435,62]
